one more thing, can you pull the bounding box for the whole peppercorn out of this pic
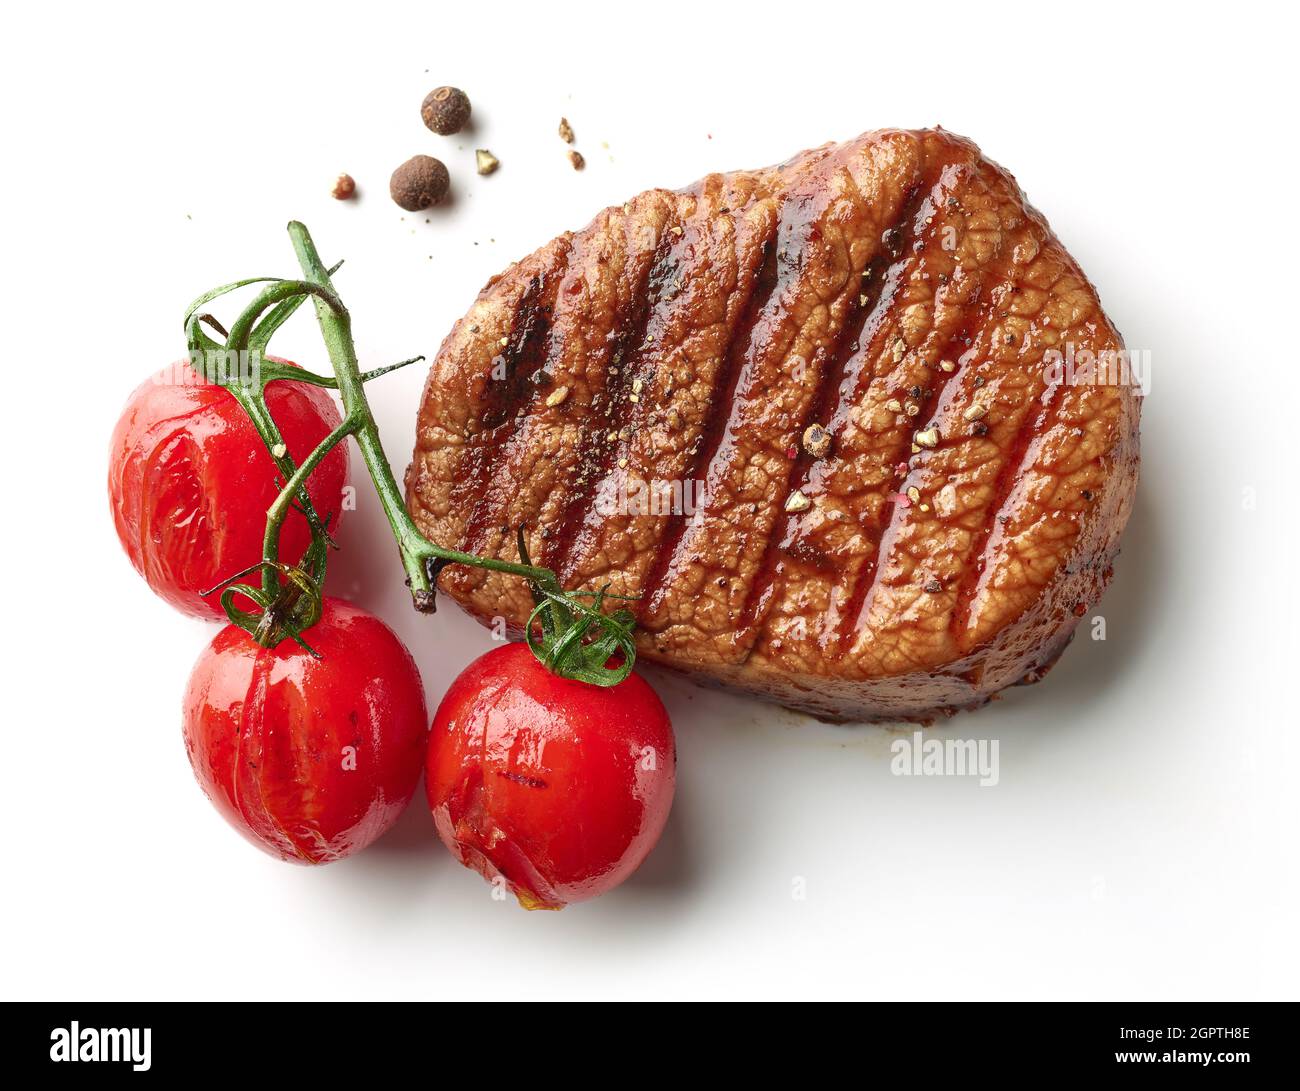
[421,86,471,135]
[390,155,449,211]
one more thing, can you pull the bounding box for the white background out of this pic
[1,1,1295,1000]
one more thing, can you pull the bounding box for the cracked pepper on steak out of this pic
[405,128,1141,723]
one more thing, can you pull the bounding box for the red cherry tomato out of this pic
[182,597,428,864]
[426,644,676,909]
[108,358,349,619]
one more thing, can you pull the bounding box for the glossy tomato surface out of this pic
[183,597,428,864]
[427,643,676,909]
[108,359,349,619]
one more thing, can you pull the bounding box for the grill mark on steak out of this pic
[455,204,676,590]
[738,176,930,639]
[734,177,931,650]
[454,257,567,560]
[772,158,1020,669]
[843,292,999,652]
[642,142,883,656]
[481,276,554,430]
[834,270,997,653]
[741,160,969,659]
[843,220,1057,669]
[638,226,781,626]
[551,173,774,605]
[948,375,1064,649]
[831,164,1028,661]
[834,209,979,653]
[546,227,680,575]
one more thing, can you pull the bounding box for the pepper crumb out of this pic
[558,117,575,143]
[802,423,832,459]
[331,173,356,200]
[784,490,812,513]
[475,149,500,176]
[568,149,585,171]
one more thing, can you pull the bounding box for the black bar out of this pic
[0,1002,1291,1078]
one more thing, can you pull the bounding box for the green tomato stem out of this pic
[186,220,638,684]
[285,221,560,601]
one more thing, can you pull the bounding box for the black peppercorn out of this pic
[421,86,471,135]
[390,155,449,211]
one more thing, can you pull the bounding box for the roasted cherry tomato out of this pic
[183,597,428,864]
[108,358,349,619]
[426,643,675,909]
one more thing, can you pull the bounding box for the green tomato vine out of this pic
[185,221,637,686]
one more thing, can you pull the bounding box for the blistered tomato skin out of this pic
[426,643,676,909]
[182,598,428,864]
[108,359,349,619]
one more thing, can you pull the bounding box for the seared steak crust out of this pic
[406,129,1140,722]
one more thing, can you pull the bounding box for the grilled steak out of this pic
[406,128,1141,723]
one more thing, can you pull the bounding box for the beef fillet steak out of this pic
[406,128,1141,722]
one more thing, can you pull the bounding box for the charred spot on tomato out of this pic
[496,770,549,790]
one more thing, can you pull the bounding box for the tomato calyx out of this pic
[201,535,329,657]
[515,530,639,688]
